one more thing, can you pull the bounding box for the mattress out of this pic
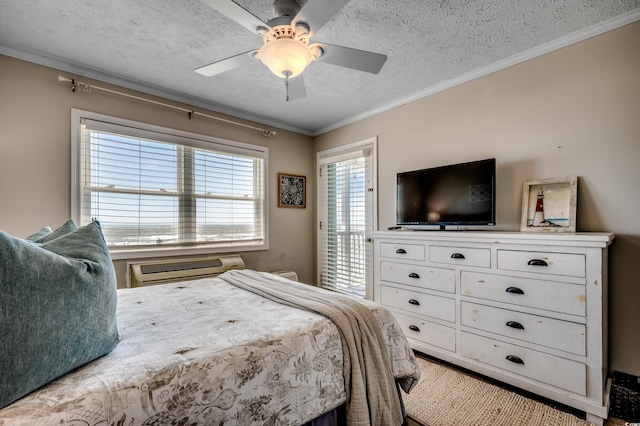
[0,270,420,425]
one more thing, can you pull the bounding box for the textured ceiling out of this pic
[1,0,639,135]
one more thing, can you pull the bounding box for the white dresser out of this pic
[373,230,614,425]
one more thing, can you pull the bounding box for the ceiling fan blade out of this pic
[195,50,257,77]
[287,75,306,101]
[293,0,351,36]
[311,43,387,74]
[200,0,267,34]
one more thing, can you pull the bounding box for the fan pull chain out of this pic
[283,70,292,102]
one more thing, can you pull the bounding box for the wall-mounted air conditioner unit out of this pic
[127,254,245,288]
[271,270,298,281]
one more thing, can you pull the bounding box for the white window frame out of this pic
[316,137,378,299]
[71,109,269,260]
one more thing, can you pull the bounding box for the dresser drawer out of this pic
[393,311,456,352]
[382,285,456,322]
[497,249,585,278]
[380,242,425,261]
[430,245,491,268]
[380,261,455,293]
[460,271,586,316]
[461,332,586,395]
[461,302,586,355]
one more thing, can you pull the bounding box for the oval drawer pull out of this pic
[527,259,548,267]
[505,286,525,295]
[451,253,466,259]
[506,355,525,365]
[408,272,420,279]
[396,248,407,254]
[408,299,420,306]
[506,321,525,330]
[408,325,420,332]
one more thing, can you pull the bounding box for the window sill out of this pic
[108,241,268,260]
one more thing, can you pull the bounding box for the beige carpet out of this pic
[403,356,622,426]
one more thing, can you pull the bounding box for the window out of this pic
[317,138,376,298]
[71,110,268,259]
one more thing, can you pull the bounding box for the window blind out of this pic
[77,117,266,251]
[319,153,370,297]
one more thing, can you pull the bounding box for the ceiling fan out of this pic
[195,0,388,101]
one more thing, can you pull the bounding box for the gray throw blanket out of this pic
[218,269,405,426]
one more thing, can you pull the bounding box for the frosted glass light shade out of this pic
[258,38,312,78]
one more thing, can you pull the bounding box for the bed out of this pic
[0,222,420,425]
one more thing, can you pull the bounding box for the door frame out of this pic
[316,136,378,298]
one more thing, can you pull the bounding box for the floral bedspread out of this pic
[0,272,420,425]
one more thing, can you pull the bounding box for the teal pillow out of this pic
[0,221,119,409]
[23,220,79,244]
[24,226,52,242]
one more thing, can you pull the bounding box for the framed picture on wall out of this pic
[520,176,577,233]
[278,173,306,208]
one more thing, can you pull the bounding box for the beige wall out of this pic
[314,21,640,376]
[0,55,315,284]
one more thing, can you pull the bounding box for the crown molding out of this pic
[0,46,312,136]
[311,9,640,136]
[2,7,638,138]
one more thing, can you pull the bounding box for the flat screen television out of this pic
[396,158,496,229]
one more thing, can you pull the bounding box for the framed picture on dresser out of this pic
[520,176,577,233]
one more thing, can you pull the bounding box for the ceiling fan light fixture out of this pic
[257,38,312,79]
